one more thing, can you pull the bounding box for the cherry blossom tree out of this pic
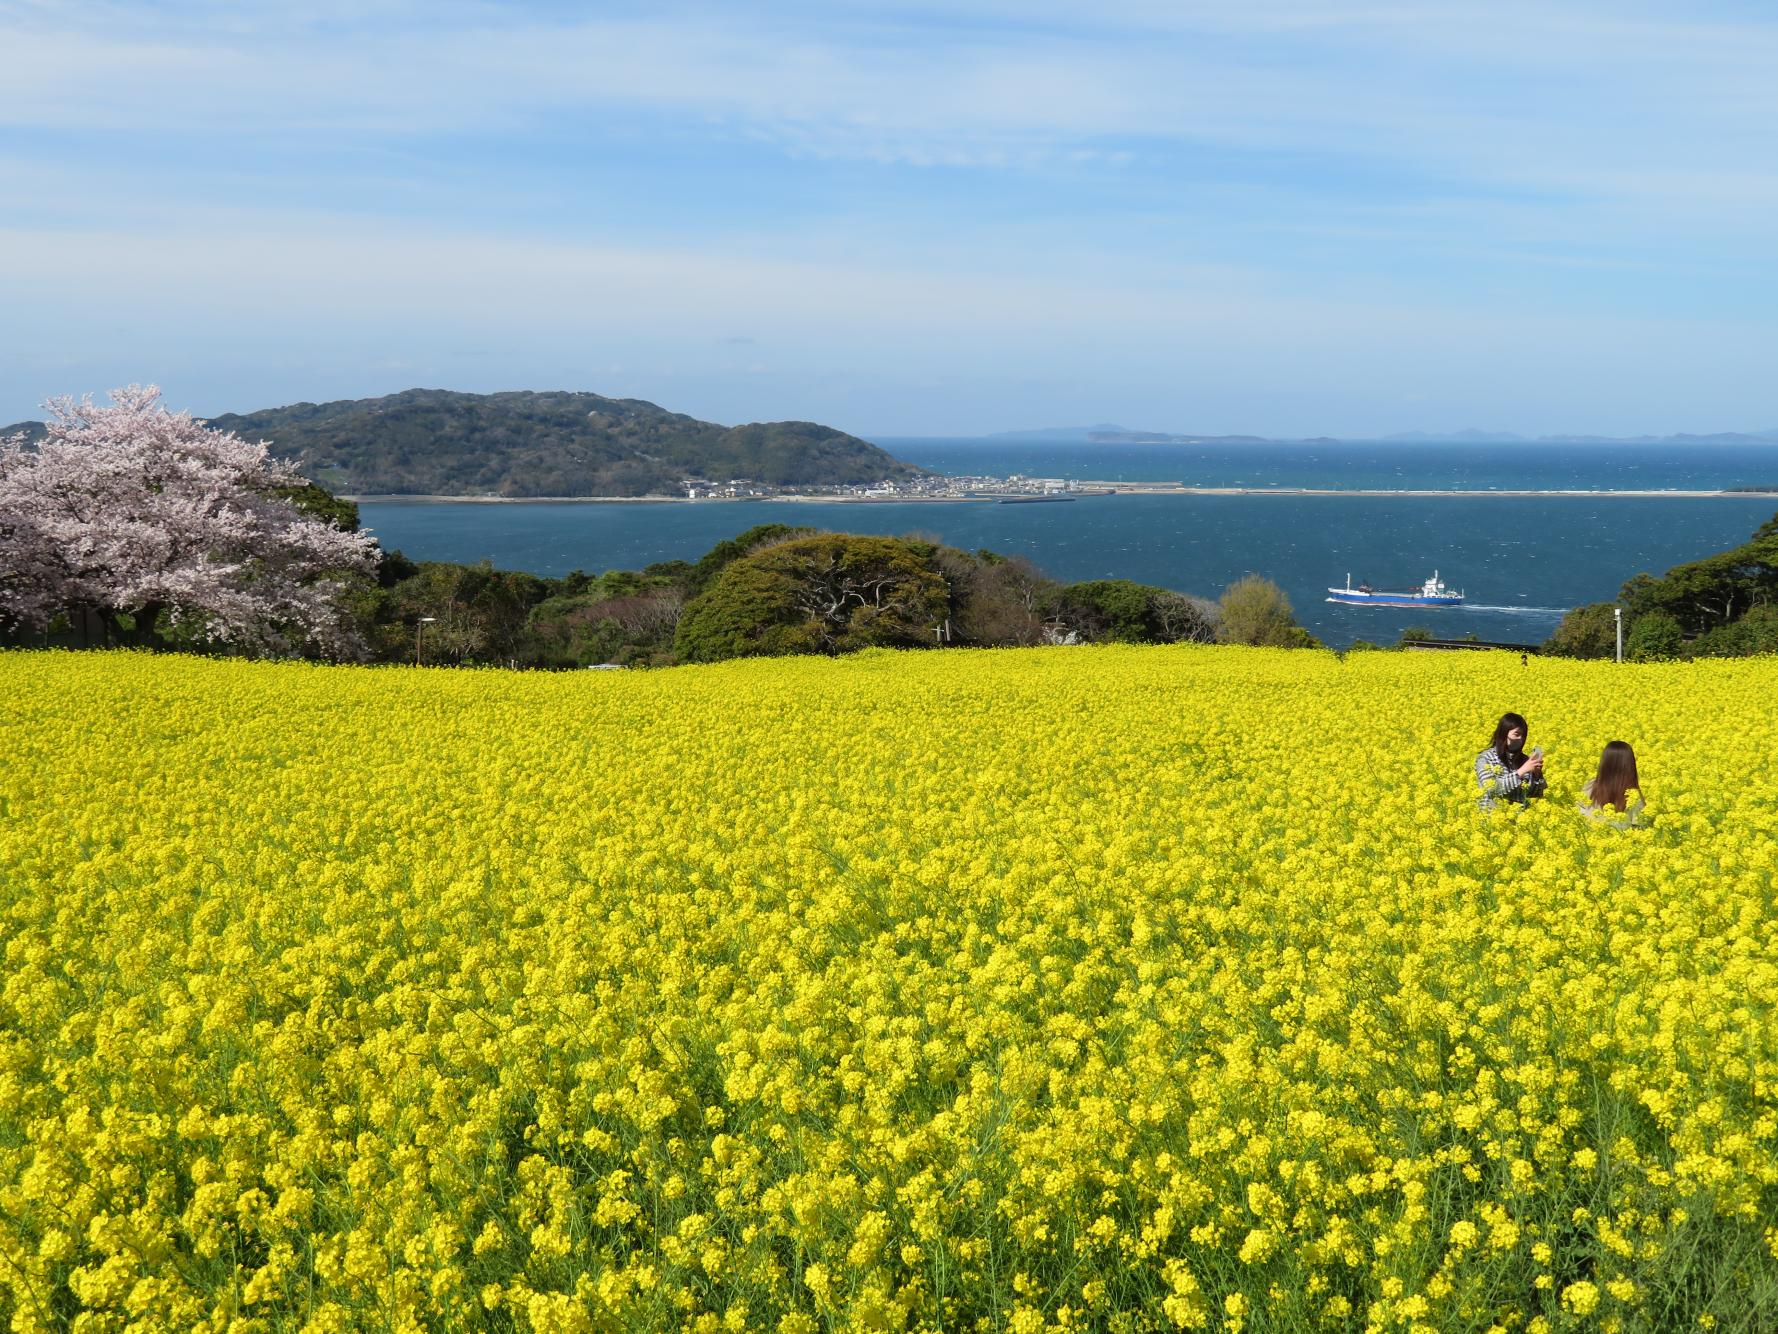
[0,385,379,655]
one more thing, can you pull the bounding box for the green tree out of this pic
[1217,575,1319,648]
[1053,580,1218,644]
[278,481,361,532]
[675,534,949,663]
[524,588,685,667]
[1058,580,1160,642]
[1733,601,1778,654]
[688,524,813,593]
[933,549,1055,647]
[1542,602,1620,659]
[376,548,420,586]
[351,559,553,664]
[641,559,696,588]
[1688,603,1778,658]
[1626,610,1684,661]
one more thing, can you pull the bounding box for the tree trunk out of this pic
[130,601,167,648]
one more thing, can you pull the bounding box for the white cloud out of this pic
[4,0,1776,220]
[0,208,1760,364]
[0,216,1278,335]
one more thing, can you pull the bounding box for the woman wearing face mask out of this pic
[1475,711,1546,810]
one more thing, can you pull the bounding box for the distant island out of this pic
[4,389,930,498]
[983,425,1283,444]
[1087,431,1334,445]
[985,423,1136,441]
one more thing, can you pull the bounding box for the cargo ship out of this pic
[1327,572,1464,608]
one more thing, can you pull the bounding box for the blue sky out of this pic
[3,0,1776,437]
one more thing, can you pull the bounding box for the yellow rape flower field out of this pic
[4,646,1777,1334]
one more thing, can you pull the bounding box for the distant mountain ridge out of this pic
[3,389,927,497]
[985,424,1135,441]
[1088,430,1277,445]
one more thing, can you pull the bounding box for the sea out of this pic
[357,439,1778,649]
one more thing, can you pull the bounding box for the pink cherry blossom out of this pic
[0,385,378,655]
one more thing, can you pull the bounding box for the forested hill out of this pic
[5,389,927,497]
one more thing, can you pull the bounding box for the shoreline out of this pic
[345,486,1773,504]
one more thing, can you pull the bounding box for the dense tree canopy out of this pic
[688,523,814,592]
[675,533,951,662]
[1624,610,1683,661]
[1058,579,1218,645]
[1216,575,1319,648]
[1689,603,1778,658]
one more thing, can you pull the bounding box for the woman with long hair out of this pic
[1475,711,1546,809]
[1580,741,1645,828]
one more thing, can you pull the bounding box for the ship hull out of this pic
[1327,590,1463,607]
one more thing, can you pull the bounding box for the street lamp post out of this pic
[1614,606,1622,663]
[416,616,436,666]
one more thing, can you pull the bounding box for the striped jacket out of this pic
[1475,746,1546,809]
